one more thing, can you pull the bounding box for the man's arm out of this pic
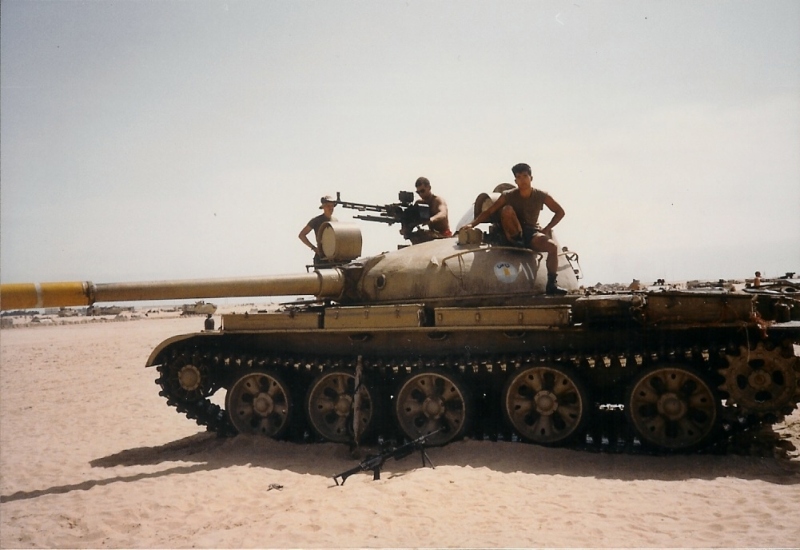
[541,195,565,235]
[464,194,506,229]
[428,196,448,226]
[298,224,318,255]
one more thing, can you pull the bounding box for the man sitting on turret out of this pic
[464,163,567,295]
[405,177,452,244]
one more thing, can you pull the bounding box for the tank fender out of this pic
[145,332,215,367]
[573,294,645,325]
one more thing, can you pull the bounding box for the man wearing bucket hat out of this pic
[298,195,337,265]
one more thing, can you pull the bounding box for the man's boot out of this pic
[546,273,567,296]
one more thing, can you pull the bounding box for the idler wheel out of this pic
[720,342,800,416]
[158,350,213,402]
[178,365,202,392]
[305,369,376,443]
[502,364,589,446]
[626,365,720,452]
[226,370,291,437]
[394,369,470,446]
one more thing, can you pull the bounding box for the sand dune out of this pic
[1,317,798,548]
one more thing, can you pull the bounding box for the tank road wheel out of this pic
[720,342,800,418]
[226,370,292,437]
[306,369,376,443]
[502,364,589,446]
[626,365,720,452]
[394,369,470,446]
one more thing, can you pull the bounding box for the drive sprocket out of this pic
[719,342,800,417]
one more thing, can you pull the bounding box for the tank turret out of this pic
[0,227,580,311]
[1,190,798,454]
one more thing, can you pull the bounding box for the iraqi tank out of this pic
[181,301,218,316]
[2,190,799,454]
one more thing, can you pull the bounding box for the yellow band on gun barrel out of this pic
[0,282,91,310]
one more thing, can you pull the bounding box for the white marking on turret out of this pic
[494,262,519,283]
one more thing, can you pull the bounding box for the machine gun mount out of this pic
[335,191,430,240]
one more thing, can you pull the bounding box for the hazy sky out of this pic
[2,0,798,292]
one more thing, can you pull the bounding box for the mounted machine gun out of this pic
[334,191,430,241]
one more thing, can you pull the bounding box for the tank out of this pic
[2,190,799,454]
[181,301,218,316]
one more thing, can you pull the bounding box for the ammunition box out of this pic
[435,306,571,327]
[644,292,753,324]
[324,304,425,329]
[223,311,321,331]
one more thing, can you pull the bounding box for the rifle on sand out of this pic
[333,429,441,486]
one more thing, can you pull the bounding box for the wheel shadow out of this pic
[2,431,797,504]
[91,430,798,485]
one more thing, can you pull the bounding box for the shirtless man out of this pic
[464,163,567,295]
[407,177,451,244]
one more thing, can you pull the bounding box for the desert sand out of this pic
[1,315,799,549]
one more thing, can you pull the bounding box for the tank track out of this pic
[153,339,800,455]
[155,347,237,437]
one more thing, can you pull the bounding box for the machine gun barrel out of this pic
[334,192,409,226]
[0,270,346,311]
[335,191,430,236]
[349,214,401,225]
[333,192,392,214]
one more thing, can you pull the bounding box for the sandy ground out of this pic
[1,316,799,549]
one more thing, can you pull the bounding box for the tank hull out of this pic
[148,293,800,452]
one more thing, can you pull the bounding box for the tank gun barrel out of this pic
[0,270,345,310]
